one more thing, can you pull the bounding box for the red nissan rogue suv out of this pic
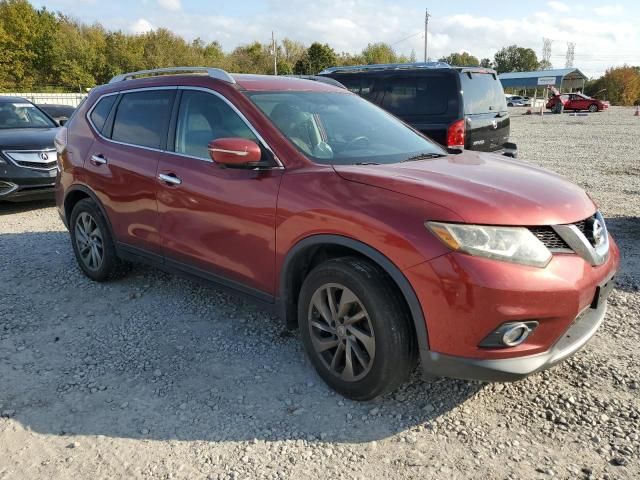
[55,67,619,400]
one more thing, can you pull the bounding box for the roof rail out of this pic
[284,75,347,89]
[108,67,235,84]
[319,61,451,75]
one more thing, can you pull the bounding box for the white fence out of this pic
[1,92,86,107]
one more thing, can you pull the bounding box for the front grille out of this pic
[529,226,571,250]
[528,215,595,252]
[2,150,58,171]
[14,160,57,170]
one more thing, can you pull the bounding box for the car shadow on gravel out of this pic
[0,199,56,215]
[605,216,640,292]
[0,230,484,444]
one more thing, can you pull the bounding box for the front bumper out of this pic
[0,162,56,201]
[421,299,608,381]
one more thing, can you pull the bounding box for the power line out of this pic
[390,30,423,46]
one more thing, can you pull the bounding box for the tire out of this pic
[507,102,513,107]
[69,198,128,281]
[553,103,564,114]
[588,104,598,113]
[298,256,417,400]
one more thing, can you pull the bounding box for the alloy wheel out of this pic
[75,212,104,271]
[307,283,376,382]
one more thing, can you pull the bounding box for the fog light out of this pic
[479,321,539,348]
[502,323,532,346]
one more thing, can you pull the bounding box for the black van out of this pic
[319,62,517,157]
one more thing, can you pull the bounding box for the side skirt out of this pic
[116,243,280,314]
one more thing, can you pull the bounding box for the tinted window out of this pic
[112,90,175,149]
[461,72,507,114]
[89,95,116,133]
[174,90,258,160]
[248,91,445,165]
[381,75,455,116]
[336,76,377,101]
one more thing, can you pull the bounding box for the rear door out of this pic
[460,71,510,152]
[378,73,459,146]
[85,88,176,254]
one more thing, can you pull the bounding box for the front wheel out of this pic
[588,104,598,112]
[298,257,417,400]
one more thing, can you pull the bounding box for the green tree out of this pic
[294,42,337,75]
[362,42,397,64]
[585,66,640,106]
[438,51,479,66]
[493,45,539,73]
[480,58,493,68]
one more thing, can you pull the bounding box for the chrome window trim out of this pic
[2,148,58,171]
[84,85,284,169]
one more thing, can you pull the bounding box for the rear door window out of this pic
[381,74,455,116]
[89,95,117,133]
[337,76,378,101]
[460,72,507,114]
[111,90,176,149]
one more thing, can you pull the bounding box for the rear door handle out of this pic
[158,173,182,186]
[90,154,107,166]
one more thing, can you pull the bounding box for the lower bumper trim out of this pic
[421,301,607,382]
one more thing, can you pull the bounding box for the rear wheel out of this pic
[588,104,598,113]
[69,198,128,281]
[298,257,417,400]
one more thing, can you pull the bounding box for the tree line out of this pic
[1,0,638,104]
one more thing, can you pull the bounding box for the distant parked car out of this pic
[0,96,59,201]
[37,104,76,125]
[320,62,517,157]
[546,93,608,113]
[506,95,531,107]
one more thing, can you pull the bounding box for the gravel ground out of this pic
[1,106,638,480]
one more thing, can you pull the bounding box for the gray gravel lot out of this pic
[0,106,638,479]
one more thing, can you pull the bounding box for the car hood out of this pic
[0,128,58,150]
[333,151,595,226]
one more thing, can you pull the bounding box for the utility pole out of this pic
[424,9,431,62]
[272,31,278,76]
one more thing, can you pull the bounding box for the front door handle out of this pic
[90,154,107,166]
[158,173,182,186]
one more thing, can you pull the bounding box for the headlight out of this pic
[426,222,552,268]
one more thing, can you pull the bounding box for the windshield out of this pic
[247,91,446,165]
[0,102,57,129]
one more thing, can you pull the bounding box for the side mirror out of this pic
[58,118,68,126]
[208,138,261,166]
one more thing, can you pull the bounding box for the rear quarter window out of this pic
[460,72,507,114]
[89,95,117,133]
[381,74,456,116]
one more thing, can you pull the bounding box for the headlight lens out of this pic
[426,222,552,268]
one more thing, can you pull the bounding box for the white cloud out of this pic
[593,4,624,16]
[129,18,154,34]
[157,0,181,12]
[547,1,569,12]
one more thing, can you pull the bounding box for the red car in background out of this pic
[547,92,609,113]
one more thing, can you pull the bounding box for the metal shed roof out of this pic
[498,68,587,88]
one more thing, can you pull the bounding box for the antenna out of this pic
[566,42,575,68]
[542,38,552,69]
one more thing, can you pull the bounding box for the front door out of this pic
[156,89,283,297]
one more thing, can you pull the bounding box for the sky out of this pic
[30,0,640,78]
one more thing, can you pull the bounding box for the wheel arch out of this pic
[63,185,116,241]
[278,234,429,349]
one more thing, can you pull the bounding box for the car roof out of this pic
[0,96,31,104]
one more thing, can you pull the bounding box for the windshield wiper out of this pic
[401,153,446,162]
[354,161,380,166]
